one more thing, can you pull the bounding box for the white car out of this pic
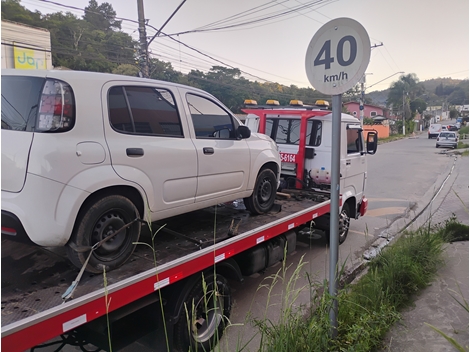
[1,69,281,273]
[436,131,459,149]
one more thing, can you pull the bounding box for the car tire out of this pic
[243,168,277,215]
[66,195,141,273]
[325,204,351,245]
[174,273,231,352]
[436,144,439,148]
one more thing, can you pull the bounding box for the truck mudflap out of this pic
[359,197,368,217]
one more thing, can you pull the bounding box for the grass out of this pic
[457,141,469,149]
[248,219,467,352]
[459,125,469,137]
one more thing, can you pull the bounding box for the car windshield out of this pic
[439,132,455,137]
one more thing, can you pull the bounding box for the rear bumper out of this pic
[1,210,35,245]
[359,197,368,217]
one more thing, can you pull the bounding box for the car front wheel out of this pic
[244,168,277,215]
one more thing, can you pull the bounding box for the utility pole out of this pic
[137,0,149,78]
[402,91,406,135]
[359,75,365,126]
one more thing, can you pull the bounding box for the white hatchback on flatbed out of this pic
[1,69,281,273]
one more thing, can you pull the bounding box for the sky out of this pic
[20,0,470,92]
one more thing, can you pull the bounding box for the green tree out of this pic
[149,58,182,82]
[112,64,139,76]
[387,73,424,120]
[83,0,121,32]
[410,98,427,114]
[1,0,42,26]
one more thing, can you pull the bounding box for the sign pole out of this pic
[304,16,371,340]
[329,93,342,337]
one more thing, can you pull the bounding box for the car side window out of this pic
[347,128,362,154]
[186,94,238,139]
[108,86,183,137]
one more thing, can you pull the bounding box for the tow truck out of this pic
[1,99,377,352]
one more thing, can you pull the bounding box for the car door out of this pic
[103,83,198,213]
[343,123,366,199]
[182,91,251,203]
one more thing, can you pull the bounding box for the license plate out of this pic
[280,152,296,163]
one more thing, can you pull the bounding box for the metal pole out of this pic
[329,94,342,338]
[402,91,406,135]
[137,0,149,78]
[360,76,365,126]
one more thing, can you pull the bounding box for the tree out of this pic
[410,98,427,114]
[1,0,42,26]
[83,0,121,32]
[113,64,139,76]
[387,73,424,120]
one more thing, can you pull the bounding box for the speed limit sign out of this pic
[305,18,370,95]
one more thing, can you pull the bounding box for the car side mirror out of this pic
[366,131,378,155]
[237,125,251,139]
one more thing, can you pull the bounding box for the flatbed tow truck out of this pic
[2,193,333,352]
[2,99,376,351]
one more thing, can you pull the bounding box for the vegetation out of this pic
[2,0,468,113]
[247,218,467,352]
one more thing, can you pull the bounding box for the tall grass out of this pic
[250,220,457,352]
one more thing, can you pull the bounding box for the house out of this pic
[343,102,389,119]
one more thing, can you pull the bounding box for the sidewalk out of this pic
[381,156,469,351]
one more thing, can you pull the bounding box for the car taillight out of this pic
[37,79,75,132]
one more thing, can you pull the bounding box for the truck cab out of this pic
[244,99,378,243]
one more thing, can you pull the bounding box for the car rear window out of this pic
[1,76,44,131]
[439,132,455,137]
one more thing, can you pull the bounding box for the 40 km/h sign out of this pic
[305,18,371,95]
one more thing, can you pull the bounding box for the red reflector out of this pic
[1,226,17,236]
[359,197,368,216]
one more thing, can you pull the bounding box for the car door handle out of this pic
[126,148,144,156]
[346,160,351,165]
[203,147,214,155]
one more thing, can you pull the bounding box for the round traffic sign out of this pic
[305,18,371,95]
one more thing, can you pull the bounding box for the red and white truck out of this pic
[1,99,377,352]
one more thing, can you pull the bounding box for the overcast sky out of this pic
[20,0,469,91]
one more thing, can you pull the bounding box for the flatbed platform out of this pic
[2,194,330,350]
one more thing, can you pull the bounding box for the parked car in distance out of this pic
[455,122,461,129]
[441,125,448,131]
[1,69,281,273]
[428,124,442,138]
[448,124,459,131]
[436,131,459,149]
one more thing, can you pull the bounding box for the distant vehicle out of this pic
[428,124,442,139]
[436,131,459,149]
[441,125,448,131]
[455,122,462,129]
[448,124,459,131]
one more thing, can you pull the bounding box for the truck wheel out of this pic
[174,273,231,352]
[325,204,350,245]
[338,204,350,244]
[244,168,277,214]
[66,195,141,273]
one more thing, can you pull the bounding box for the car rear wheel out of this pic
[244,168,277,214]
[67,195,141,273]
